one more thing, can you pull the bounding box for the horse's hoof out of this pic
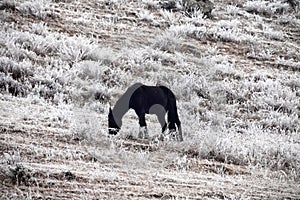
[138,132,143,139]
[166,129,183,142]
[144,134,149,139]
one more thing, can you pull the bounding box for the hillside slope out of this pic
[0,0,300,199]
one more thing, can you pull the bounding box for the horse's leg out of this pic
[155,111,167,133]
[167,110,176,131]
[170,110,183,141]
[165,110,176,140]
[168,100,183,141]
[175,117,183,141]
[137,112,148,139]
[139,126,148,139]
[162,123,167,133]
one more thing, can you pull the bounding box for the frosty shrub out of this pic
[153,30,183,52]
[0,58,33,81]
[182,0,214,18]
[1,27,100,64]
[1,28,53,60]
[0,0,17,11]
[0,58,33,96]
[168,23,202,39]
[57,35,98,64]
[142,0,159,10]
[244,1,290,16]
[159,9,181,25]
[0,74,29,96]
[138,10,155,22]
[31,22,49,36]
[68,61,112,104]
[185,10,205,26]
[31,77,63,101]
[84,47,118,65]
[102,0,130,10]
[173,73,208,101]
[76,61,108,80]
[76,61,127,88]
[17,0,52,19]
[70,109,104,141]
[225,5,241,16]
[167,22,257,44]
[179,125,300,180]
[275,57,300,71]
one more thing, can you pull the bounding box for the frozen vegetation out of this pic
[0,0,299,199]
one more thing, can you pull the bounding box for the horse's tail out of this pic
[159,86,182,140]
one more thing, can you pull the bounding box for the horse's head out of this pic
[108,107,120,135]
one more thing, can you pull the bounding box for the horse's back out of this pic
[129,84,168,110]
[158,85,177,100]
[141,85,168,105]
[140,84,176,103]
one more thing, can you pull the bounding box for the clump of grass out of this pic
[16,0,52,20]
[244,1,290,17]
[0,58,33,96]
[70,108,105,141]
[57,35,98,65]
[153,30,183,53]
[9,164,33,186]
[31,22,49,36]
[62,171,76,181]
[0,75,30,96]
[0,58,33,81]
[178,124,300,180]
[84,47,118,65]
[165,21,258,44]
[94,89,110,104]
[143,0,160,10]
[0,0,17,11]
[138,10,155,22]
[159,9,182,25]
[182,0,214,18]
[31,78,63,101]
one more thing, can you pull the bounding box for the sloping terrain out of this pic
[0,0,300,199]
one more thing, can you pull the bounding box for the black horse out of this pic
[108,83,183,141]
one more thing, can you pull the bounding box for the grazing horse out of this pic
[108,83,183,141]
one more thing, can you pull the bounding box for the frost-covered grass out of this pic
[0,0,300,198]
[244,0,290,16]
